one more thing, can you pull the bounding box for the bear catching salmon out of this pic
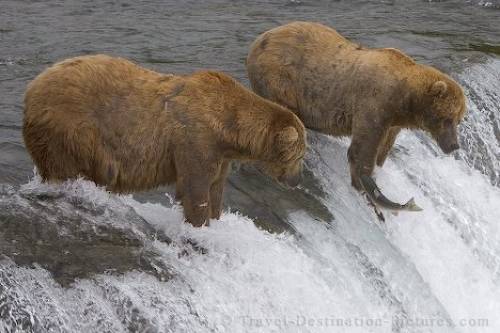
[246,21,467,215]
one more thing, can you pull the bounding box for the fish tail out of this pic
[405,198,423,211]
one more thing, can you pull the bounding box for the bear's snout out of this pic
[448,142,460,152]
[437,136,460,154]
[434,122,460,154]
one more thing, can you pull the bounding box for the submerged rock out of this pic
[224,164,334,234]
[0,159,333,287]
[0,162,334,331]
[134,163,335,235]
[0,184,173,287]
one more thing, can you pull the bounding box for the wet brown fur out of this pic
[24,55,306,226]
[247,22,466,189]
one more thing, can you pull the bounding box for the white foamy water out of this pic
[1,59,499,333]
[458,59,500,186]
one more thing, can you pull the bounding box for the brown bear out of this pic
[23,54,306,227]
[246,21,466,209]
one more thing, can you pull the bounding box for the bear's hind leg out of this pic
[26,124,87,183]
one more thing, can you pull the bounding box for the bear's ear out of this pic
[430,81,448,96]
[278,126,299,144]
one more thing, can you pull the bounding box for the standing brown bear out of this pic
[246,21,466,210]
[23,55,306,227]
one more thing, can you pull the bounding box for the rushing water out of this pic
[1,1,500,332]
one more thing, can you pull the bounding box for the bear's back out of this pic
[25,55,164,120]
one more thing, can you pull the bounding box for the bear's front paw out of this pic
[351,175,363,191]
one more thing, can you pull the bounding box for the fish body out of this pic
[360,175,423,212]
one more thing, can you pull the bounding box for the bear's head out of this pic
[260,124,306,188]
[421,79,467,154]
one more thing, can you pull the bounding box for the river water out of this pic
[1,1,499,332]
